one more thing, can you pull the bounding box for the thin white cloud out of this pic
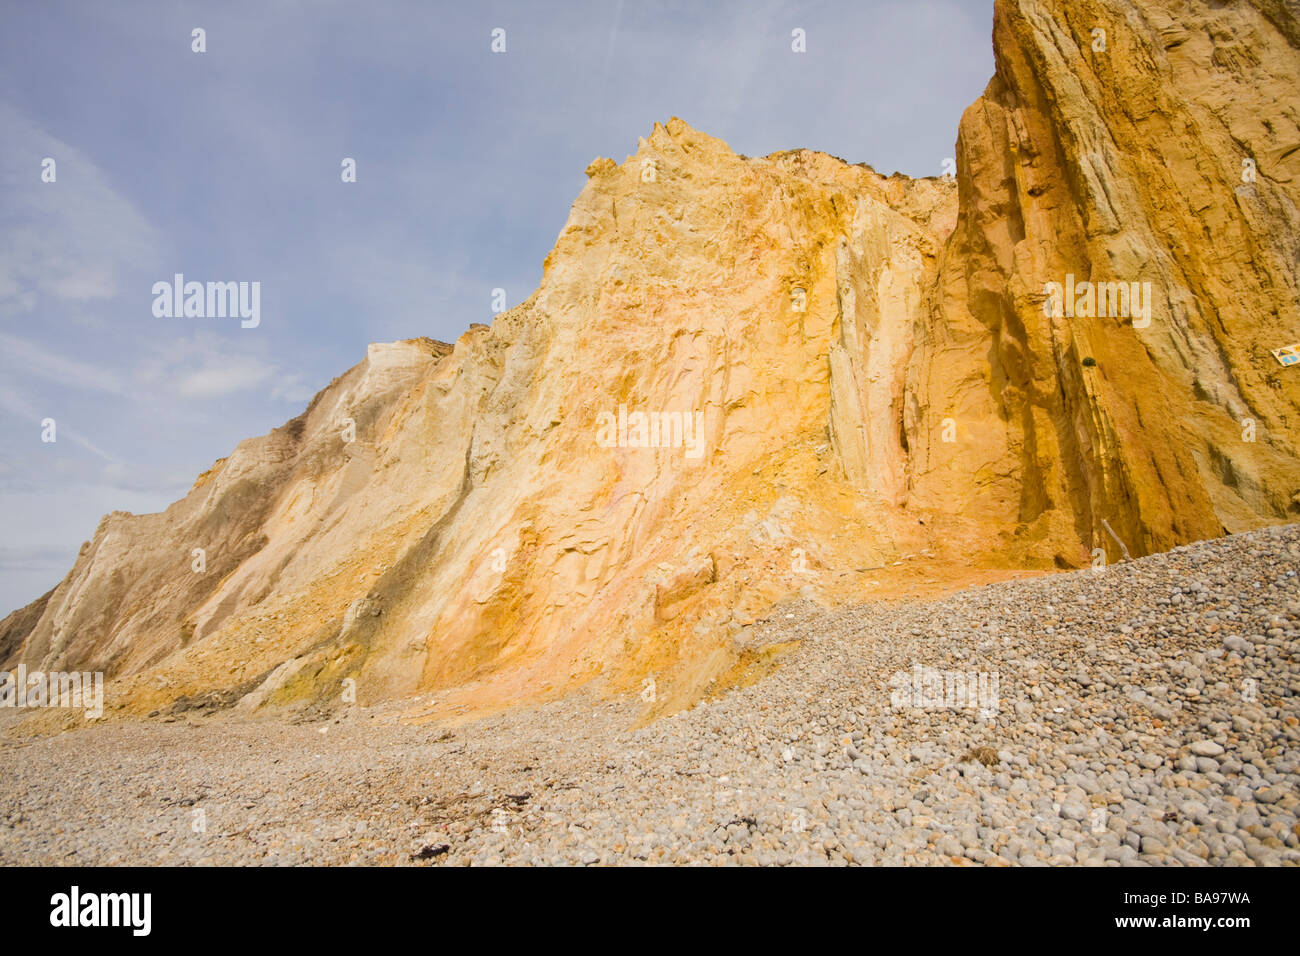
[137,331,318,403]
[0,331,129,395]
[0,101,160,318]
[270,374,315,404]
[177,359,277,399]
[0,379,120,463]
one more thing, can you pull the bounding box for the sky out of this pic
[0,0,995,614]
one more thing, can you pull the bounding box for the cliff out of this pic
[4,0,1298,726]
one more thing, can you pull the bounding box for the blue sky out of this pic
[0,0,994,613]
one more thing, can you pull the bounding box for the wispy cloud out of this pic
[0,331,129,395]
[0,101,160,320]
[136,331,318,403]
[0,379,120,463]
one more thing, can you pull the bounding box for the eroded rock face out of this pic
[3,0,1298,724]
[916,0,1300,564]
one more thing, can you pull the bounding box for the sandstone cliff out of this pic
[3,0,1298,726]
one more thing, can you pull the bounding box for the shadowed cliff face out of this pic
[913,0,1300,565]
[3,0,1298,727]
